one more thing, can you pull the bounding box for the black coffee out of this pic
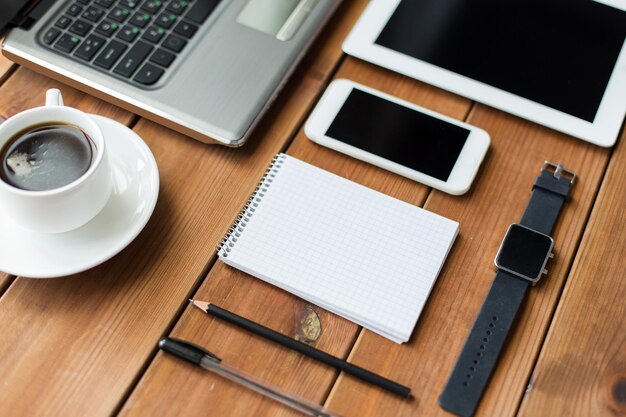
[0,123,94,191]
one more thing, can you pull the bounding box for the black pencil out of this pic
[190,300,411,398]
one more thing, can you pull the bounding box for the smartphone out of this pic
[304,80,490,195]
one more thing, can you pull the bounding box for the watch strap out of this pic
[439,271,529,417]
[439,163,574,417]
[520,168,572,234]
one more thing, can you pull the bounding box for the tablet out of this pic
[343,0,626,147]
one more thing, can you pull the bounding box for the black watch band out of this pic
[439,162,575,417]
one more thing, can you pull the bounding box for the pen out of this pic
[159,337,341,417]
[190,300,411,398]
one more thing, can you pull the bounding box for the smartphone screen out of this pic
[325,88,470,181]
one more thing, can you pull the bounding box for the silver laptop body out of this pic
[3,0,340,146]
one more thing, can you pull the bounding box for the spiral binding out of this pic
[217,154,287,257]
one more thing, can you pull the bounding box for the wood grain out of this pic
[517,127,626,417]
[119,55,472,416]
[324,103,610,416]
[0,0,620,415]
[0,1,365,416]
[0,67,133,123]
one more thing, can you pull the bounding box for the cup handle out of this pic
[45,89,64,107]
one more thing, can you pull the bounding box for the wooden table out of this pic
[1,1,625,416]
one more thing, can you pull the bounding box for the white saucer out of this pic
[0,115,159,278]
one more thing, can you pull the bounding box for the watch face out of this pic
[496,224,553,280]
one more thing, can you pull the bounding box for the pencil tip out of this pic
[189,299,194,303]
[190,300,210,311]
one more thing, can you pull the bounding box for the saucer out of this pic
[0,115,159,278]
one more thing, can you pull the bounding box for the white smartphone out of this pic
[305,80,490,195]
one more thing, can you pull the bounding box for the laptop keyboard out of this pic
[41,0,221,86]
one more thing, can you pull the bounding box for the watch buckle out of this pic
[542,161,576,185]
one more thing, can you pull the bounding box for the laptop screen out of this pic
[1,0,35,34]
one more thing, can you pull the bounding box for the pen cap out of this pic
[159,337,221,366]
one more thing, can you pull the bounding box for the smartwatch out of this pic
[439,162,576,417]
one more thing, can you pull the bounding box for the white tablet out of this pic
[343,0,626,147]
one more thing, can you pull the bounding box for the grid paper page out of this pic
[218,154,458,343]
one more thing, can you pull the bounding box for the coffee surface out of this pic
[0,124,94,191]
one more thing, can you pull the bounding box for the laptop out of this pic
[1,0,340,146]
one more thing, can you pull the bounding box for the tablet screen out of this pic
[375,0,626,122]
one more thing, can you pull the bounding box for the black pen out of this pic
[159,337,341,417]
[190,300,411,398]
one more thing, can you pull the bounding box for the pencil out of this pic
[190,300,411,398]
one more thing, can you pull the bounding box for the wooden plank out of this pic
[119,56,472,415]
[0,1,364,416]
[517,128,626,417]
[0,67,133,123]
[324,105,610,416]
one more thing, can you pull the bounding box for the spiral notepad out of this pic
[218,154,458,343]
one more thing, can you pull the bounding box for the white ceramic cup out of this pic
[0,89,112,234]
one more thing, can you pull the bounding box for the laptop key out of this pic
[141,0,163,14]
[130,12,151,28]
[66,3,84,17]
[173,20,197,38]
[74,34,106,61]
[155,13,176,29]
[166,0,188,15]
[149,48,175,67]
[54,34,80,53]
[95,0,115,8]
[186,0,220,24]
[117,25,140,42]
[142,26,166,43]
[82,6,105,22]
[119,0,140,9]
[43,28,62,45]
[113,41,153,77]
[94,39,128,69]
[55,15,72,29]
[133,63,164,85]
[69,19,93,37]
[95,20,118,36]
[162,34,186,52]
[109,7,131,23]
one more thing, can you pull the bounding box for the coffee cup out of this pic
[0,89,112,233]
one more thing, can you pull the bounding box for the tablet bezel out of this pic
[343,0,626,147]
